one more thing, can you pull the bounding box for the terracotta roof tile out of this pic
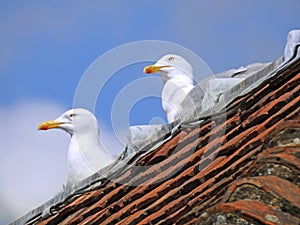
[203,200,300,225]
[11,32,300,225]
[34,69,300,223]
[30,69,300,224]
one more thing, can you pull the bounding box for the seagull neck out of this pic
[161,71,193,84]
[165,75,194,86]
[72,131,100,146]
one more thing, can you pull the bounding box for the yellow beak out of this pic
[143,65,170,74]
[38,120,64,130]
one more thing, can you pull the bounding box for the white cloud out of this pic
[0,101,69,224]
[0,100,126,224]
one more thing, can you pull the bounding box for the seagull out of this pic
[38,108,115,187]
[144,54,196,123]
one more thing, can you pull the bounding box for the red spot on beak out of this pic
[145,69,152,74]
[39,125,49,130]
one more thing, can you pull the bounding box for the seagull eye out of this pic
[168,56,174,61]
[69,113,76,118]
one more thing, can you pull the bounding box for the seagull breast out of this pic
[38,108,115,187]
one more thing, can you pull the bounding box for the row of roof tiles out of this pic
[11,30,300,225]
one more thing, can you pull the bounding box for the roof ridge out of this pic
[9,29,300,225]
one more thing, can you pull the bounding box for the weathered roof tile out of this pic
[10,31,300,225]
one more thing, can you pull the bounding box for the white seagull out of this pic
[38,108,115,187]
[144,54,196,123]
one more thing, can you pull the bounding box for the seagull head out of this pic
[38,108,99,136]
[143,54,193,81]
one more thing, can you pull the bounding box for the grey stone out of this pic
[126,124,170,151]
[201,78,245,112]
[179,62,272,121]
[284,30,300,62]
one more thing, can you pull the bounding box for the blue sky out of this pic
[0,1,299,224]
